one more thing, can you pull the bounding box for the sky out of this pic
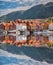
[0,0,53,17]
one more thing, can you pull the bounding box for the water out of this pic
[0,44,53,65]
[0,49,53,65]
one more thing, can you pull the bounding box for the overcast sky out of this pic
[0,0,53,17]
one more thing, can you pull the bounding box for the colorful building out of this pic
[0,18,53,48]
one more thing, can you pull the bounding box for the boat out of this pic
[0,18,53,47]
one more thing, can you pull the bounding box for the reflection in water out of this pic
[0,31,53,47]
[0,44,53,64]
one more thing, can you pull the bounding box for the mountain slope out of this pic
[21,2,53,19]
[0,2,53,22]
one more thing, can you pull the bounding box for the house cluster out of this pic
[0,19,53,47]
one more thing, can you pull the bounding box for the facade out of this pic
[0,19,53,47]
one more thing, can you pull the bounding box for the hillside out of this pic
[0,2,53,22]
